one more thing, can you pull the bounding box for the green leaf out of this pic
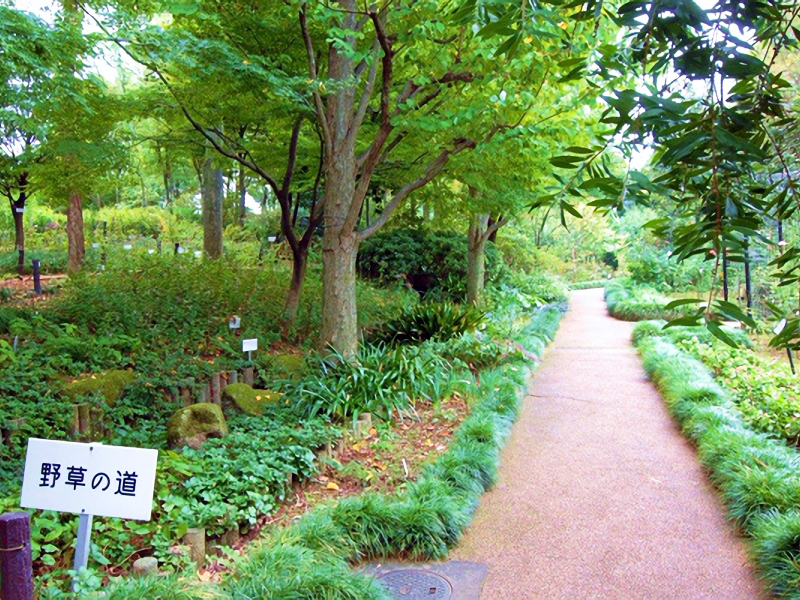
[707,321,738,348]
[664,298,703,310]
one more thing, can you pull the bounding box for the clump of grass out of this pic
[750,510,800,597]
[226,542,388,599]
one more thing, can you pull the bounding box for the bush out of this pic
[357,228,507,302]
[286,343,458,424]
[369,302,484,346]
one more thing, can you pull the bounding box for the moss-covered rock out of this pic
[222,383,282,416]
[268,354,307,381]
[61,369,136,407]
[167,403,228,449]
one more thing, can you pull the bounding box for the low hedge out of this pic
[604,278,687,321]
[634,324,800,597]
[98,305,565,598]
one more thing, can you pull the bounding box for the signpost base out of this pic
[72,513,93,592]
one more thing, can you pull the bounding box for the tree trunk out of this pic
[467,213,489,307]
[66,194,85,273]
[202,155,224,260]
[282,246,308,334]
[237,168,247,226]
[10,178,27,276]
[319,3,360,358]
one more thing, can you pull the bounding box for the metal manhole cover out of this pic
[376,569,453,599]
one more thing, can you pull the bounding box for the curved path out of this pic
[450,288,767,599]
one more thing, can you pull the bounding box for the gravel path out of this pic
[450,288,767,599]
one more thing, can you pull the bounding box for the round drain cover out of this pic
[376,569,452,599]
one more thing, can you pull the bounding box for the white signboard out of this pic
[15,207,24,214]
[20,439,158,521]
[242,338,257,352]
[229,316,241,329]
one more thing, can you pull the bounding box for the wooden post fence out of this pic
[0,512,33,600]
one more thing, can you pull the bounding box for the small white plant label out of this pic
[92,243,100,249]
[774,319,787,335]
[148,249,154,255]
[15,207,24,213]
[177,246,185,254]
[194,251,201,258]
[267,236,277,243]
[242,339,257,352]
[229,316,241,329]
[123,244,132,250]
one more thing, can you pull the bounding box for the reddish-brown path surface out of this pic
[450,288,767,599]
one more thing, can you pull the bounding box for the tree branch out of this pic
[358,138,476,240]
[299,4,332,156]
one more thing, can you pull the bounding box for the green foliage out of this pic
[226,542,388,599]
[625,246,711,292]
[370,302,485,346]
[674,336,800,445]
[287,344,458,424]
[604,278,689,321]
[633,325,800,597]
[750,510,800,598]
[357,228,507,302]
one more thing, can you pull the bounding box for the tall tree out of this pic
[0,5,71,274]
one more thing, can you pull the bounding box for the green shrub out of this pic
[604,278,686,321]
[287,344,457,424]
[370,302,484,346]
[357,228,507,302]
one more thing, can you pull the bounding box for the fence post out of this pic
[0,512,34,600]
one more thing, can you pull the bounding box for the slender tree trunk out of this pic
[67,193,85,273]
[237,168,247,226]
[467,213,489,307]
[282,245,308,334]
[202,155,224,260]
[13,206,24,276]
[319,3,360,358]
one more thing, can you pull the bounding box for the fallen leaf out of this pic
[326,482,340,491]
[352,443,361,451]
[369,427,377,436]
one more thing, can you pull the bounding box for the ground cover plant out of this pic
[604,278,688,321]
[0,210,568,596]
[633,323,800,597]
[97,303,566,599]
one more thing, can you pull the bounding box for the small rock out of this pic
[167,403,228,449]
[132,556,158,576]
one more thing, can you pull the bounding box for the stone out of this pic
[268,354,307,381]
[131,556,158,576]
[60,369,136,407]
[222,383,282,416]
[167,403,228,449]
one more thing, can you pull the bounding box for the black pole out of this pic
[744,237,752,312]
[31,260,40,295]
[175,242,180,255]
[788,349,796,375]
